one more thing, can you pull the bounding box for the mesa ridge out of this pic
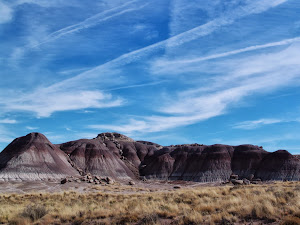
[0,132,299,182]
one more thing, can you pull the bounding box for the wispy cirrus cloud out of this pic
[233,118,300,130]
[26,126,39,130]
[3,0,283,119]
[152,36,300,74]
[89,41,300,135]
[0,125,15,146]
[1,0,293,142]
[46,0,287,91]
[0,2,13,24]
[105,80,167,92]
[7,0,148,66]
[30,0,148,48]
[0,90,123,117]
[0,0,81,25]
[0,119,18,124]
[233,119,284,130]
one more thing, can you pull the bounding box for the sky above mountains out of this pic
[1,0,300,154]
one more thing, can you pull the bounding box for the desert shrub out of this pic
[21,204,47,221]
[8,217,31,225]
[281,216,300,225]
[115,214,139,225]
[139,213,159,225]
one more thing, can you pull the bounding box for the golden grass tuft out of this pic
[0,181,299,224]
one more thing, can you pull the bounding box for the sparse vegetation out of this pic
[0,182,299,224]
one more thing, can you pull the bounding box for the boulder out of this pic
[230,174,239,180]
[106,177,114,184]
[61,178,68,184]
[252,178,262,182]
[94,176,101,181]
[128,181,135,185]
[248,174,254,181]
[243,178,251,185]
[231,179,243,185]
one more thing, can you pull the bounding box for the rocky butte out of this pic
[0,132,299,182]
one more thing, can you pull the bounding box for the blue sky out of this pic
[1,0,300,154]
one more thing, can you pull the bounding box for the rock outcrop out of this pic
[0,132,299,182]
[59,138,135,180]
[0,133,79,181]
[255,150,300,181]
[140,144,300,181]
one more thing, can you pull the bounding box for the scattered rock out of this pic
[128,181,135,185]
[94,176,101,181]
[251,178,262,184]
[248,174,254,181]
[243,178,251,185]
[106,177,114,184]
[231,179,243,185]
[61,178,68,184]
[86,174,92,180]
[230,174,239,180]
[222,180,230,185]
[252,178,261,182]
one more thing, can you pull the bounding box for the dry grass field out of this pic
[0,182,299,225]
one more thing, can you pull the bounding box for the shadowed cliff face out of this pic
[0,133,79,181]
[0,132,300,181]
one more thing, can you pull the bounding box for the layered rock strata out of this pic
[0,133,78,181]
[1,132,299,182]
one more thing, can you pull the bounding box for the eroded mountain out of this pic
[0,132,299,181]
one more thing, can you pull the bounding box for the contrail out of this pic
[160,36,300,66]
[30,0,146,48]
[106,80,167,91]
[45,0,288,90]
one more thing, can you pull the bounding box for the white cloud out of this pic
[233,119,284,130]
[0,2,13,24]
[88,41,300,134]
[233,118,300,130]
[88,112,222,135]
[30,0,147,48]
[106,80,167,91]
[0,0,290,120]
[0,119,17,124]
[152,36,300,74]
[26,126,39,130]
[0,125,15,146]
[0,0,77,25]
[49,0,287,91]
[0,89,123,117]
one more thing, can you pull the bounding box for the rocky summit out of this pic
[0,132,299,182]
